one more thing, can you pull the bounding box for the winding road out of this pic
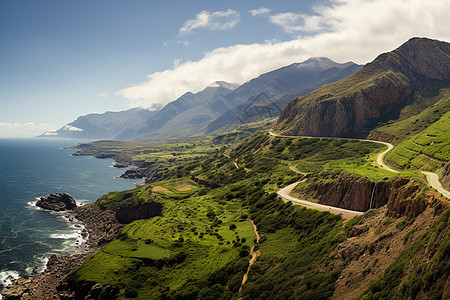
[269,131,449,217]
[277,181,364,219]
[421,172,450,199]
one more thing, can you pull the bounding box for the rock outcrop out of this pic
[72,144,165,184]
[114,202,163,224]
[36,193,77,211]
[296,172,427,217]
[276,38,450,138]
[438,161,450,190]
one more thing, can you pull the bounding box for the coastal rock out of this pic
[113,162,128,168]
[1,204,123,299]
[36,193,77,211]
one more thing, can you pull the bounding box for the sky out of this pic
[0,0,449,137]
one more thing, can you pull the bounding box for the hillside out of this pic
[36,132,448,299]
[40,108,158,140]
[275,37,450,138]
[384,110,449,171]
[134,81,239,139]
[137,58,361,140]
[204,60,362,134]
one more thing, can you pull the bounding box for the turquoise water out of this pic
[0,138,141,284]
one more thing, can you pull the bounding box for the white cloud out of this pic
[249,7,271,17]
[179,9,240,35]
[118,0,450,109]
[269,12,325,33]
[0,122,58,138]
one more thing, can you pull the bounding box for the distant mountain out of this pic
[137,58,361,139]
[205,59,362,133]
[275,37,450,138]
[133,81,239,139]
[40,108,158,140]
[42,57,362,141]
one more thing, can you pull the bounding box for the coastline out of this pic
[0,142,152,299]
[70,144,163,184]
[0,204,123,299]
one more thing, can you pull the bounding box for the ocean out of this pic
[0,138,141,286]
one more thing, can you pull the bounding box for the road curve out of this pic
[270,131,449,209]
[277,181,363,219]
[421,172,450,199]
[269,131,398,173]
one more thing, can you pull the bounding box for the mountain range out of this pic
[275,37,450,138]
[41,58,362,140]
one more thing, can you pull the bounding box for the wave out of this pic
[26,198,41,210]
[50,232,79,239]
[24,256,49,276]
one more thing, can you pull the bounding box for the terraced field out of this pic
[385,111,450,172]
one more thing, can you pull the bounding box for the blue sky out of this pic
[0,0,449,137]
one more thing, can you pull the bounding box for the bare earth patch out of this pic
[176,185,196,192]
[152,186,171,193]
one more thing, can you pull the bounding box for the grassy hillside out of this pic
[67,128,449,299]
[384,111,450,172]
[71,181,256,299]
[372,90,450,142]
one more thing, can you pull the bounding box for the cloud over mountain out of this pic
[118,0,450,109]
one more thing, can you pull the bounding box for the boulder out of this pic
[36,193,77,211]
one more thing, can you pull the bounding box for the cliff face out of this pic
[276,38,450,138]
[438,161,450,190]
[114,202,162,224]
[297,173,426,217]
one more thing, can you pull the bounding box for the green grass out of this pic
[70,181,256,299]
[231,133,402,182]
[75,136,227,163]
[374,91,450,141]
[385,111,450,172]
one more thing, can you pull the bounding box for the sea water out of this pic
[0,138,141,286]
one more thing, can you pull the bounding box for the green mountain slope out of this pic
[275,37,450,138]
[384,109,450,171]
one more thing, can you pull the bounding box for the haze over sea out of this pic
[0,138,141,285]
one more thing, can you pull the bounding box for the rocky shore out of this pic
[71,145,164,184]
[1,204,122,299]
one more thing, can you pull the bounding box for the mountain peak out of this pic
[393,37,450,80]
[295,57,355,71]
[207,81,239,90]
[276,37,450,138]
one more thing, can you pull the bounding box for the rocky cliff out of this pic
[114,202,162,224]
[438,161,450,190]
[295,172,427,217]
[36,193,77,211]
[276,38,450,138]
